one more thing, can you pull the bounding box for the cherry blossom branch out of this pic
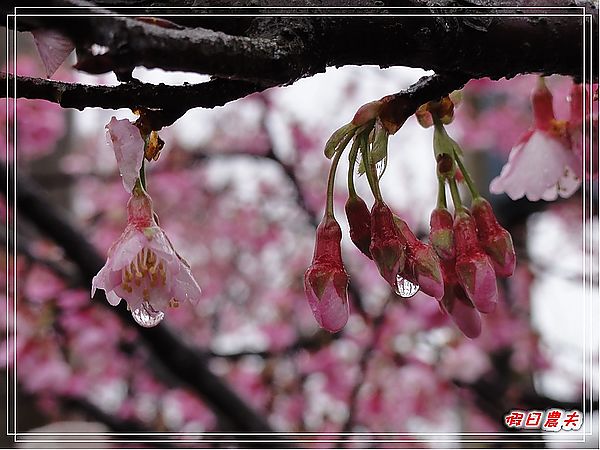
[0,227,81,283]
[61,396,161,435]
[3,73,265,128]
[11,0,595,84]
[0,161,277,434]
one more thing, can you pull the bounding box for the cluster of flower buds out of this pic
[92,116,201,327]
[305,97,443,333]
[305,92,516,338]
[420,97,516,337]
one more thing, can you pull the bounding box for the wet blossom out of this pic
[490,78,581,201]
[303,215,349,333]
[369,200,405,288]
[394,217,444,299]
[453,210,498,314]
[92,184,202,327]
[471,197,516,278]
[345,194,372,258]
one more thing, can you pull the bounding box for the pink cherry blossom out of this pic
[105,117,144,193]
[489,129,581,201]
[31,29,75,78]
[92,184,201,327]
[489,78,581,201]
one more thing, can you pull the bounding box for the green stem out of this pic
[362,133,383,202]
[448,176,464,211]
[437,177,447,209]
[347,136,361,198]
[326,149,344,218]
[139,159,147,191]
[453,150,480,199]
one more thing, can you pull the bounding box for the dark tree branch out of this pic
[2,0,596,129]
[5,70,469,131]
[10,0,597,85]
[1,161,279,435]
[3,73,266,128]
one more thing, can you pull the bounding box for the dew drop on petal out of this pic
[394,275,419,298]
[131,301,165,327]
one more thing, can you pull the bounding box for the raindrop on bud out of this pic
[395,275,419,298]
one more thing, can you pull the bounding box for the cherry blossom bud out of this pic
[415,104,434,128]
[429,208,455,260]
[369,201,406,288]
[453,210,498,313]
[395,218,444,299]
[345,195,372,259]
[352,100,383,126]
[439,260,482,338]
[304,216,349,333]
[471,197,516,278]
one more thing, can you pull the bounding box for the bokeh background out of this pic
[1,31,598,448]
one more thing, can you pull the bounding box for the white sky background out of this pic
[70,64,598,435]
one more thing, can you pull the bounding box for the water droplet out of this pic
[131,301,164,327]
[395,275,419,298]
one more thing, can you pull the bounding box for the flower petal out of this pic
[106,291,122,306]
[172,263,202,305]
[108,228,146,271]
[105,117,144,193]
[31,29,74,78]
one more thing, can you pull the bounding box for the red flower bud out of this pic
[395,218,444,299]
[429,208,455,260]
[439,259,482,338]
[352,100,383,126]
[471,197,516,278]
[454,210,498,314]
[345,195,372,259]
[304,216,349,333]
[369,201,406,288]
